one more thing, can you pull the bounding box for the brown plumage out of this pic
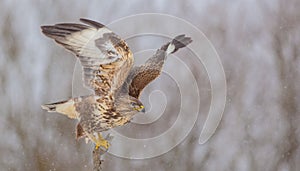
[41,18,192,149]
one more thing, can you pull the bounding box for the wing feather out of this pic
[124,35,192,98]
[41,18,133,96]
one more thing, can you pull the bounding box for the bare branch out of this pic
[92,147,106,171]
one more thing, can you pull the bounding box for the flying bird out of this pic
[41,18,192,149]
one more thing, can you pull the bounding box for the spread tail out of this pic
[41,98,79,119]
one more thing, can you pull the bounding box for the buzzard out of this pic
[41,18,192,149]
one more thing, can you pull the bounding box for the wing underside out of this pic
[41,18,133,95]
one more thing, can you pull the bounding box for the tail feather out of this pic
[41,100,68,112]
[41,99,79,119]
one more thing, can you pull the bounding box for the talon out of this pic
[95,139,110,150]
[97,133,110,150]
[95,144,100,150]
[89,133,110,150]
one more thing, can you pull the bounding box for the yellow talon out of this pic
[95,137,110,150]
[88,133,110,150]
[95,144,100,150]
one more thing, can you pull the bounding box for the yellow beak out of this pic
[135,105,145,113]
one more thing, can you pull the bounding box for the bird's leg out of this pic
[96,133,110,150]
[87,133,110,150]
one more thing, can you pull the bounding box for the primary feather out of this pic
[41,18,133,96]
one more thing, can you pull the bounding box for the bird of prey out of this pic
[41,18,192,149]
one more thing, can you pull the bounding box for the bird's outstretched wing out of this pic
[124,35,192,98]
[41,18,133,96]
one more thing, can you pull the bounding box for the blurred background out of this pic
[0,0,299,170]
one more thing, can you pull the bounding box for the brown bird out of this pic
[41,18,192,149]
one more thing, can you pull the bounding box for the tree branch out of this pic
[92,134,113,171]
[92,147,106,171]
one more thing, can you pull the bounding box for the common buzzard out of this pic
[41,18,192,149]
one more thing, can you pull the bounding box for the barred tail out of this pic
[162,34,192,55]
[41,98,79,119]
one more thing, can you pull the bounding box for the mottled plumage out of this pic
[41,18,192,149]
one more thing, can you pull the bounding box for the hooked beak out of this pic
[136,105,146,113]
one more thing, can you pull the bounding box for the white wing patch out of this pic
[59,26,120,64]
[166,43,175,55]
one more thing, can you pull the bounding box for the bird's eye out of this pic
[130,102,136,107]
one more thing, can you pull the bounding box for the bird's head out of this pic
[115,95,145,115]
